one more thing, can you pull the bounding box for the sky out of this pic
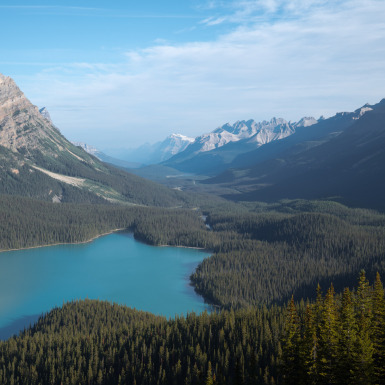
[1,0,385,151]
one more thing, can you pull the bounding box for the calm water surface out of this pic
[0,232,211,339]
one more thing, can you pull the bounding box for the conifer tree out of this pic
[301,305,319,385]
[206,361,214,385]
[354,270,374,385]
[282,296,302,385]
[372,272,385,384]
[337,287,357,385]
[318,284,339,384]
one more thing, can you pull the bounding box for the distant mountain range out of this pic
[72,142,142,169]
[162,116,318,174]
[85,115,318,171]
[108,133,195,165]
[204,99,385,210]
[4,71,384,211]
[124,98,385,211]
[0,73,187,207]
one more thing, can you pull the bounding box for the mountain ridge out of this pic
[0,73,189,207]
[162,116,319,174]
[207,99,385,210]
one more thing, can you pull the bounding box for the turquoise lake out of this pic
[0,232,211,339]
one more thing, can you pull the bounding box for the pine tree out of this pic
[371,272,385,384]
[318,284,339,384]
[282,296,302,385]
[337,287,357,385]
[206,361,214,385]
[353,270,374,385]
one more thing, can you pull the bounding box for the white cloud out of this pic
[21,0,385,149]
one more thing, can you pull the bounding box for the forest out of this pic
[1,195,385,308]
[282,271,385,385]
[1,195,385,384]
[0,299,283,385]
[0,273,383,384]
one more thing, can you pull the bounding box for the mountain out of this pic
[72,142,142,169]
[162,117,318,175]
[0,73,188,207]
[71,142,100,158]
[206,99,385,210]
[155,133,195,161]
[38,107,52,123]
[117,133,195,165]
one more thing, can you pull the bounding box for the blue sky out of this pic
[1,0,385,151]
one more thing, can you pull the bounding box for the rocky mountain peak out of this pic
[295,117,318,127]
[168,133,194,142]
[0,73,66,154]
[0,73,38,121]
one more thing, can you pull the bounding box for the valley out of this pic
[0,73,384,384]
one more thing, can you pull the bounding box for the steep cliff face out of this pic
[1,74,57,152]
[0,74,96,164]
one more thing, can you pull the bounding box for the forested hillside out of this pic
[192,200,385,307]
[0,195,210,251]
[0,300,284,385]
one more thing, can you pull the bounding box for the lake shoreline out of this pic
[0,231,211,340]
[0,227,128,254]
[0,229,212,254]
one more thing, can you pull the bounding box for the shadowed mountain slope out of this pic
[209,99,385,210]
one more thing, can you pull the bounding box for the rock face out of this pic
[188,118,318,153]
[156,133,195,161]
[162,116,318,174]
[185,117,318,155]
[118,133,195,164]
[163,103,378,175]
[0,73,67,155]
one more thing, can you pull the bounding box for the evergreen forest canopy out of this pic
[1,195,385,308]
[282,271,385,385]
[0,272,384,385]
